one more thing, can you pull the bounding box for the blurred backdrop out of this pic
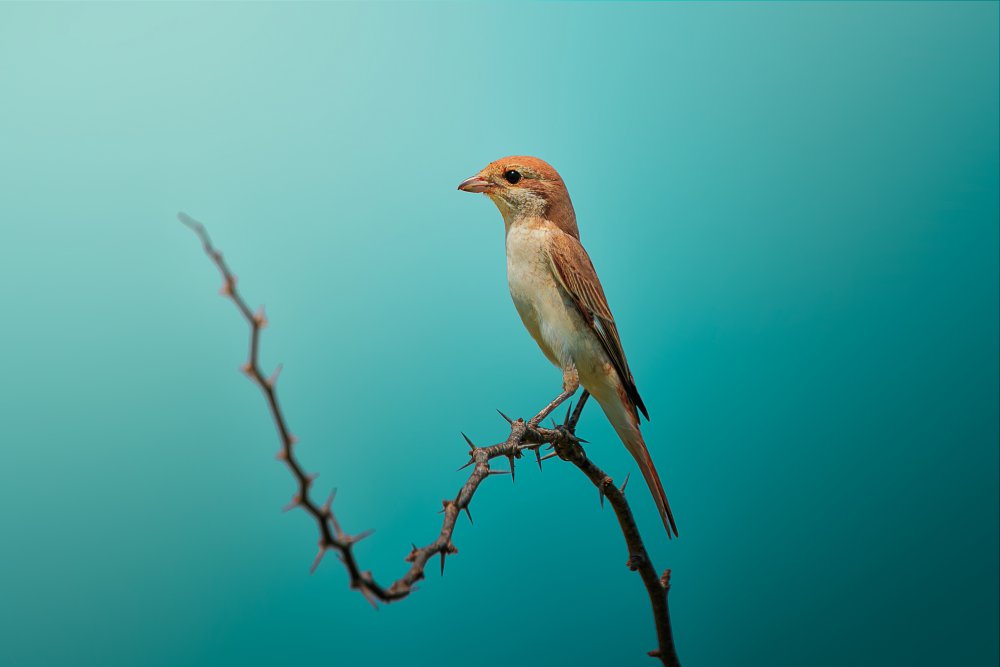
[0,2,997,666]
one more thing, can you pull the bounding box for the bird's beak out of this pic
[457,175,492,193]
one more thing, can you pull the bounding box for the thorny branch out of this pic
[179,212,681,666]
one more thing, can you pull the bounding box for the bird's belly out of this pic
[508,272,576,368]
[506,241,608,378]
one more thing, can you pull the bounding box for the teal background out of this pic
[1,2,997,666]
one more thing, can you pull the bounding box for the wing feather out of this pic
[547,234,649,420]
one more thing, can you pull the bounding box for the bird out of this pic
[457,156,678,538]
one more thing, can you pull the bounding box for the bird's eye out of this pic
[503,170,522,185]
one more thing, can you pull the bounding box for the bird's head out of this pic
[458,155,578,238]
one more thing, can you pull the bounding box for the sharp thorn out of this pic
[508,454,516,483]
[535,447,542,471]
[620,472,631,493]
[461,432,476,451]
[360,585,379,610]
[351,528,375,544]
[457,458,475,472]
[439,551,447,575]
[599,486,605,508]
[463,506,473,524]
[253,305,268,328]
[321,490,336,515]
[489,470,511,476]
[497,409,513,424]
[309,546,329,574]
[564,401,573,425]
[267,363,283,387]
[539,452,559,462]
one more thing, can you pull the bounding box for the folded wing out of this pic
[546,233,649,421]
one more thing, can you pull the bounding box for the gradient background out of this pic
[1,2,997,666]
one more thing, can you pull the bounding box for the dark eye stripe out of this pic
[503,170,522,185]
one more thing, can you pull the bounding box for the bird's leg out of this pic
[528,366,580,428]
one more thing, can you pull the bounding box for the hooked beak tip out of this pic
[457,176,491,193]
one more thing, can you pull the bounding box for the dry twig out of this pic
[179,212,681,665]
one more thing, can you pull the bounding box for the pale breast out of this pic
[505,223,597,370]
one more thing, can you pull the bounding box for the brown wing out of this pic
[547,233,649,421]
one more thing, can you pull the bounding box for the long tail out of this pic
[621,429,679,539]
[593,387,678,538]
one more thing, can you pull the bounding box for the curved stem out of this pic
[180,213,681,665]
